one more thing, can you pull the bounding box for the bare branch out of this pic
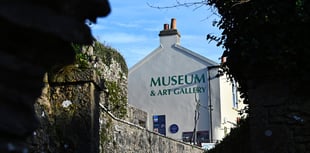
[147,0,208,9]
[231,0,251,7]
[147,0,220,23]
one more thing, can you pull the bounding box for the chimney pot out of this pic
[163,24,169,30]
[171,18,176,29]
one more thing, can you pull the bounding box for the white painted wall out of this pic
[129,32,217,140]
[128,26,244,143]
[129,56,210,139]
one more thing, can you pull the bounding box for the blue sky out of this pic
[91,0,223,68]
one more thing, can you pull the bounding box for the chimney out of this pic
[221,50,228,64]
[163,24,169,30]
[171,18,176,29]
[159,18,181,46]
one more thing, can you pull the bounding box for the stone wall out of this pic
[28,68,103,153]
[125,105,147,128]
[28,69,204,153]
[99,104,204,153]
[27,42,204,153]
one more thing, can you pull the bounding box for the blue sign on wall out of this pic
[169,124,179,134]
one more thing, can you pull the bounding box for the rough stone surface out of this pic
[125,105,148,128]
[26,44,204,153]
[99,110,204,153]
[28,69,100,153]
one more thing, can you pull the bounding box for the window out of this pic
[182,131,210,144]
[232,79,238,108]
[182,132,193,142]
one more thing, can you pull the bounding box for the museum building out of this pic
[128,18,245,144]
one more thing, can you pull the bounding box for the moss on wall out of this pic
[28,40,128,152]
[105,81,127,118]
[92,41,128,75]
[71,41,128,119]
[99,115,114,153]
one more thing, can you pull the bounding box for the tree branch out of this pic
[147,0,208,9]
[231,0,251,7]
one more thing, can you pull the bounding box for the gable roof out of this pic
[129,43,219,74]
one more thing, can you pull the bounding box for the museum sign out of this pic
[149,73,207,96]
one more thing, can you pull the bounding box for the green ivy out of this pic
[207,0,310,102]
[100,117,113,143]
[105,81,127,118]
[71,43,90,69]
[93,41,128,75]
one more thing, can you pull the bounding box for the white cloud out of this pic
[91,0,223,68]
[113,22,140,28]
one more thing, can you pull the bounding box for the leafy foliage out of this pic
[71,41,128,119]
[105,81,127,118]
[207,0,310,102]
[93,41,128,75]
[72,43,90,69]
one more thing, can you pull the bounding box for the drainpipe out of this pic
[207,65,220,143]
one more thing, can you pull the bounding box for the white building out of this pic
[128,18,244,144]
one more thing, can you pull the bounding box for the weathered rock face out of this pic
[27,42,118,152]
[28,69,102,153]
[99,110,205,153]
[27,42,204,153]
[126,105,148,128]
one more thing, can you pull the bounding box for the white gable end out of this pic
[128,18,243,144]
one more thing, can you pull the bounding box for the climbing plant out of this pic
[156,0,310,101]
[71,43,90,69]
[206,0,310,102]
[91,42,128,118]
[72,41,128,118]
[105,81,127,118]
[93,41,128,75]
